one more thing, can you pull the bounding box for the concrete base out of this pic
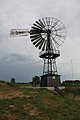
[40,74,61,87]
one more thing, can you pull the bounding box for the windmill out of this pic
[10,17,66,87]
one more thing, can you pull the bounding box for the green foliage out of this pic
[11,78,15,83]
[32,76,40,87]
[62,80,80,86]
[0,80,5,83]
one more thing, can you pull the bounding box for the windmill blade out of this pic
[42,18,46,26]
[30,34,41,38]
[31,35,41,42]
[51,35,60,47]
[38,38,45,49]
[36,21,43,29]
[31,37,38,42]
[56,37,64,46]
[45,17,50,27]
[33,23,43,30]
[52,27,65,33]
[55,26,65,32]
[30,34,42,42]
[39,19,45,28]
[52,19,60,29]
[56,34,65,39]
[10,29,29,37]
[31,26,41,30]
[42,40,46,51]
[33,37,42,45]
[35,38,43,48]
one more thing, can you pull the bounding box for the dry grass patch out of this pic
[0,83,25,99]
[0,114,16,120]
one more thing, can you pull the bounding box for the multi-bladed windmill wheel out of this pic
[30,17,66,51]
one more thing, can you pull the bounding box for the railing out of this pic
[54,86,66,97]
[39,49,60,57]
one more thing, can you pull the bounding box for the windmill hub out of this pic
[46,29,51,34]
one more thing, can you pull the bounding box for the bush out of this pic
[11,78,15,84]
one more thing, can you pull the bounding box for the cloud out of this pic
[1,53,28,62]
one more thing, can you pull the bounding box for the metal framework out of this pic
[43,58,58,75]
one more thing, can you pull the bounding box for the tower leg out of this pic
[43,58,58,75]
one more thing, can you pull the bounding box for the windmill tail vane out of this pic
[10,29,30,37]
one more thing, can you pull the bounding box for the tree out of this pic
[32,76,40,87]
[11,78,15,83]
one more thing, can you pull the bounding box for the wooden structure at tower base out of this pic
[40,74,61,87]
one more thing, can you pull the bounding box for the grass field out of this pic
[0,82,80,120]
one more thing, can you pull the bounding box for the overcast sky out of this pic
[0,0,80,82]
